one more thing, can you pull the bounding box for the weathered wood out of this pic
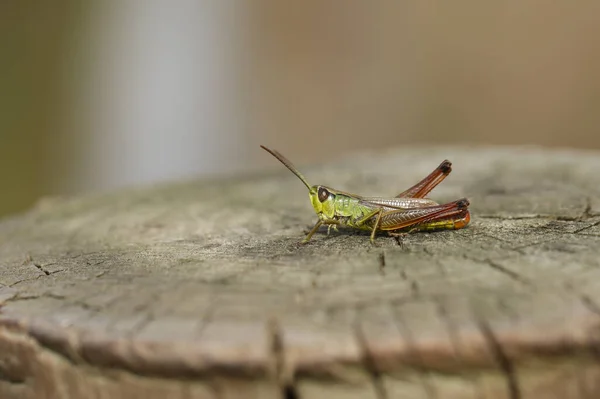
[1,146,600,399]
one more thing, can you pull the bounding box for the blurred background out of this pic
[2,1,599,218]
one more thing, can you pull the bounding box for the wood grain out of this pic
[1,146,600,399]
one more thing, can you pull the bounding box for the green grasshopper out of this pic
[261,145,470,244]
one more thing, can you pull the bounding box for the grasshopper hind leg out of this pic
[396,160,452,199]
[412,209,471,232]
[382,198,470,242]
[388,208,471,236]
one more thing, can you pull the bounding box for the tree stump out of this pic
[1,146,599,399]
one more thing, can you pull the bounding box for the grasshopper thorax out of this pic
[309,185,337,220]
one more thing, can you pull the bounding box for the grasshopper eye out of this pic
[317,187,330,202]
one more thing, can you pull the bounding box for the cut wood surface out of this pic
[1,146,600,399]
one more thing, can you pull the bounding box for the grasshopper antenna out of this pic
[260,145,312,191]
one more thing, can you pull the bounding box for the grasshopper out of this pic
[261,145,470,244]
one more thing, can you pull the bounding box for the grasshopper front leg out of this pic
[302,220,341,243]
[302,220,323,243]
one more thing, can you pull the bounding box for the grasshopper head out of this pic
[261,145,337,220]
[309,185,336,220]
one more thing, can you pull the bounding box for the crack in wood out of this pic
[394,263,421,297]
[378,251,386,276]
[392,234,411,249]
[477,214,555,220]
[477,204,599,221]
[22,255,64,277]
[434,298,484,398]
[422,248,448,276]
[583,197,593,217]
[580,295,600,382]
[573,219,600,234]
[410,281,420,297]
[8,274,46,288]
[267,318,299,399]
[473,311,521,399]
[353,317,388,399]
[10,292,66,302]
[33,263,50,276]
[120,294,161,338]
[433,299,459,357]
[477,232,513,244]
[561,283,600,371]
[579,294,600,317]
[69,299,104,313]
[478,257,533,286]
[194,306,216,338]
[389,302,437,399]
